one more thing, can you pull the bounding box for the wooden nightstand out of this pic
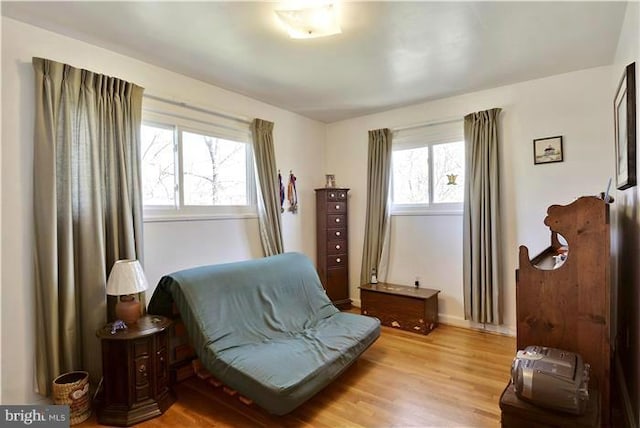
[96,315,175,426]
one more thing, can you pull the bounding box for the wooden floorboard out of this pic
[79,324,516,427]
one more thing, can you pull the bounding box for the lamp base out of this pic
[115,295,141,325]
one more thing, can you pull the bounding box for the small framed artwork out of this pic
[533,136,564,165]
[614,62,636,190]
[325,174,336,188]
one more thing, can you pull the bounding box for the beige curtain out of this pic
[463,108,502,324]
[360,128,393,285]
[33,58,144,395]
[251,119,284,256]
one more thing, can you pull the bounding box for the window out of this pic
[181,130,248,206]
[391,121,464,213]
[141,123,176,206]
[141,108,255,219]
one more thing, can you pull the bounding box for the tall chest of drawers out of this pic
[315,188,351,308]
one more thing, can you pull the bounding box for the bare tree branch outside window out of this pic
[141,125,175,205]
[183,131,246,206]
[392,141,464,206]
[141,125,248,208]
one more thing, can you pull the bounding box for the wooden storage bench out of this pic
[359,282,439,335]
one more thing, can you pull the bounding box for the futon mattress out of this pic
[148,252,380,414]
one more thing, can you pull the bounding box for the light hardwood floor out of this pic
[81,324,516,427]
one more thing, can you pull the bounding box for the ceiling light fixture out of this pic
[275,3,341,39]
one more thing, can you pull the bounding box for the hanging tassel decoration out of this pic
[278,170,285,213]
[287,170,298,214]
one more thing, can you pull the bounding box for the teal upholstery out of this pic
[148,252,380,415]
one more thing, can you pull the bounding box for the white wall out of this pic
[326,65,615,334]
[0,16,3,404]
[143,219,262,290]
[1,17,326,404]
[385,214,464,327]
[614,2,639,65]
[611,0,639,340]
[611,2,640,426]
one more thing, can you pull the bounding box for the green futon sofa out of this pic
[148,252,380,415]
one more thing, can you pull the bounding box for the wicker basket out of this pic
[52,371,91,425]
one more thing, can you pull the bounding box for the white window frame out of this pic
[141,108,257,222]
[391,120,464,216]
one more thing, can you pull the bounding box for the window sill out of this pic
[143,212,259,223]
[391,209,463,217]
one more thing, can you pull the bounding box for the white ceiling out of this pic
[2,1,628,123]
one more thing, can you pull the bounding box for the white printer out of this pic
[511,345,590,415]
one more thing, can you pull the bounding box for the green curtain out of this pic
[360,128,393,285]
[32,58,144,395]
[251,119,284,256]
[463,108,502,324]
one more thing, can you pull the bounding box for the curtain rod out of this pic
[143,93,252,125]
[391,116,463,133]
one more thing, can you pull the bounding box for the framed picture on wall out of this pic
[533,136,563,165]
[614,62,636,190]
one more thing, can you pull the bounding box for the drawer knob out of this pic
[336,258,341,263]
[340,193,345,198]
[335,205,340,209]
[330,193,335,198]
[335,218,340,223]
[335,244,341,250]
[335,231,341,236]
[139,364,147,375]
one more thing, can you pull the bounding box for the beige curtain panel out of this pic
[360,128,393,285]
[463,108,502,325]
[32,57,144,396]
[251,119,284,256]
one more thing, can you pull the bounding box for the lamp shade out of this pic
[106,260,149,296]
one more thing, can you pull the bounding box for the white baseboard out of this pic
[33,396,51,405]
[615,353,637,428]
[438,314,516,336]
[351,299,515,337]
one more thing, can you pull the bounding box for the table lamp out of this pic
[106,259,149,325]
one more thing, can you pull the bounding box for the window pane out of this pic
[182,131,247,206]
[141,124,176,206]
[392,147,429,204]
[433,141,464,203]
